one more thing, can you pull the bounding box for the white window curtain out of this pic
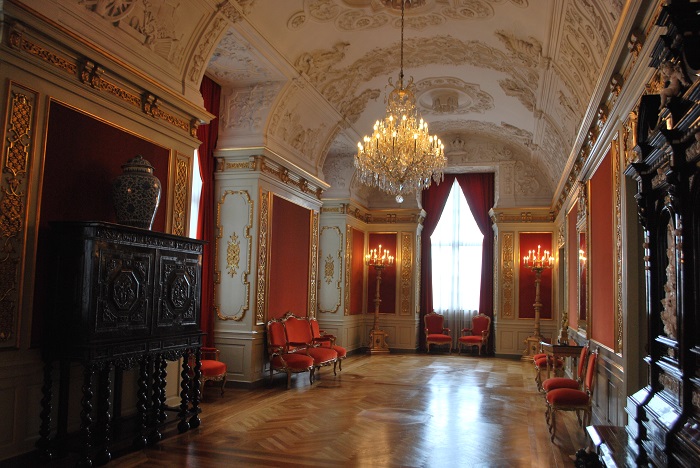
[431,180,483,349]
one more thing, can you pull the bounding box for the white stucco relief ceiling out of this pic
[19,0,623,205]
[205,0,624,204]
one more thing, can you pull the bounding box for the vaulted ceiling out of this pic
[206,0,625,205]
[18,0,626,207]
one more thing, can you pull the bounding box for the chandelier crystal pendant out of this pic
[355,0,446,204]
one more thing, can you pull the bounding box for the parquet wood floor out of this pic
[46,354,590,467]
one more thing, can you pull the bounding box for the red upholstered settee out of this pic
[266,312,341,388]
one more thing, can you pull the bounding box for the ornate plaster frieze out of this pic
[495,30,542,68]
[499,78,536,112]
[221,82,281,133]
[339,88,381,123]
[414,77,493,115]
[323,152,355,193]
[288,0,503,32]
[555,1,612,103]
[8,24,200,136]
[433,119,533,150]
[296,36,537,113]
[208,30,283,85]
[490,209,554,224]
[79,0,186,66]
[187,15,229,84]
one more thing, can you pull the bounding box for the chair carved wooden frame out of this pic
[457,313,491,355]
[281,312,338,378]
[424,312,452,353]
[266,317,315,389]
[545,349,598,441]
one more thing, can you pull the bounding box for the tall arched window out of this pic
[431,179,483,344]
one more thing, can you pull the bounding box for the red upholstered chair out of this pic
[424,312,452,353]
[198,347,227,396]
[457,313,491,355]
[282,312,338,377]
[309,318,347,371]
[534,354,564,391]
[267,319,315,389]
[546,349,599,441]
[541,344,589,394]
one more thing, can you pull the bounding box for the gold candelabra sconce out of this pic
[522,245,554,358]
[366,244,393,354]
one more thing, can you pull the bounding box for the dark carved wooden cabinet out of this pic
[37,222,205,466]
[624,2,700,466]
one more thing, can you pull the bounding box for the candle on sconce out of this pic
[366,244,394,267]
[523,245,554,270]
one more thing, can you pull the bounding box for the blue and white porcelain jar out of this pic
[111,155,161,230]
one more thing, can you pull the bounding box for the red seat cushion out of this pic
[458,336,485,344]
[532,353,547,361]
[306,347,337,365]
[272,353,314,370]
[542,377,579,392]
[546,388,588,405]
[332,345,347,358]
[200,360,226,377]
[427,334,452,343]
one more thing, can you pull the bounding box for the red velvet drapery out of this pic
[197,76,221,347]
[420,173,495,352]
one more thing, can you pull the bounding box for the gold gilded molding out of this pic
[215,190,252,321]
[490,211,555,224]
[225,161,254,171]
[256,190,270,324]
[344,225,352,316]
[0,84,36,346]
[172,154,189,236]
[612,137,623,354]
[501,232,514,318]
[259,157,323,199]
[324,254,334,284]
[227,232,241,276]
[400,233,413,316]
[9,24,197,136]
[319,226,342,314]
[416,234,422,315]
[308,211,319,318]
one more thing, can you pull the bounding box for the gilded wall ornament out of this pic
[0,86,36,346]
[501,232,514,318]
[227,232,241,277]
[324,254,334,284]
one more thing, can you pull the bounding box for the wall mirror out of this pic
[576,183,589,335]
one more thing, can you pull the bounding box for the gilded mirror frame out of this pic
[576,182,591,336]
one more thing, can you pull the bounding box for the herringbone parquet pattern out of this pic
[47,354,590,467]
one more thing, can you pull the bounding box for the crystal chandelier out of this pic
[355,0,445,203]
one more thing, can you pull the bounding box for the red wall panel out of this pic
[590,152,615,348]
[519,232,553,320]
[350,228,365,315]
[267,196,311,319]
[367,233,397,314]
